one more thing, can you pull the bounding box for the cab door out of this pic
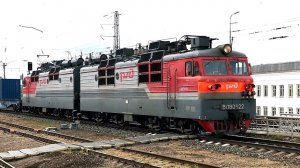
[167,64,177,110]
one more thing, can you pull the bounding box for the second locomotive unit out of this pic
[22,35,256,134]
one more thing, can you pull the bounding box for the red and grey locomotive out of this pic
[22,35,256,134]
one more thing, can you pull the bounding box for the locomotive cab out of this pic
[187,48,255,134]
[163,40,256,134]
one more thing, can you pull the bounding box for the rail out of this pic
[0,159,14,168]
[120,148,219,168]
[0,121,93,143]
[199,135,300,154]
[86,149,160,168]
[249,116,300,138]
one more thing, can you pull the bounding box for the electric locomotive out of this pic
[22,35,256,134]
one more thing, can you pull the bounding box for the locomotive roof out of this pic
[163,48,246,62]
[80,65,98,73]
[115,59,138,68]
[252,61,300,74]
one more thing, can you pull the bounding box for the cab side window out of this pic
[186,61,200,76]
[194,61,200,76]
[185,62,193,76]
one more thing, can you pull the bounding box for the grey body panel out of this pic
[22,96,73,109]
[22,67,81,110]
[81,91,255,120]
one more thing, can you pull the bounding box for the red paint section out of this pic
[196,119,252,133]
[196,120,215,132]
[22,77,38,95]
[245,119,251,128]
[198,81,250,93]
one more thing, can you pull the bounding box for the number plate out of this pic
[221,104,244,110]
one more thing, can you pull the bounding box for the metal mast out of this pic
[113,11,120,53]
[2,63,7,79]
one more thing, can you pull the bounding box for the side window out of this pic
[185,61,193,76]
[257,85,261,97]
[194,61,200,76]
[279,85,284,97]
[264,85,268,97]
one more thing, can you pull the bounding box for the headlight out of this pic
[217,44,232,55]
[208,84,221,91]
[223,44,232,54]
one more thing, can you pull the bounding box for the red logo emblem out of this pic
[119,68,134,81]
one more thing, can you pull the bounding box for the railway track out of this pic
[4,109,299,166]
[88,148,219,168]
[0,121,93,143]
[0,109,156,135]
[0,124,60,144]
[199,135,300,155]
[226,135,300,150]
[0,159,14,168]
[0,118,219,167]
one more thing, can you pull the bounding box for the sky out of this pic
[0,0,299,78]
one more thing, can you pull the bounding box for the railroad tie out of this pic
[246,147,256,151]
[274,151,285,156]
[256,149,266,153]
[285,153,296,158]
[264,150,275,154]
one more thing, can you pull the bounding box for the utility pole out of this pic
[2,63,7,79]
[113,11,120,53]
[100,11,121,54]
[229,11,240,45]
[0,62,7,79]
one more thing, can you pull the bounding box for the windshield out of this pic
[230,61,248,75]
[203,60,227,75]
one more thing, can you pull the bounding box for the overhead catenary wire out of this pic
[212,15,300,42]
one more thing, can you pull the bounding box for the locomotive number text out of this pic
[221,104,244,110]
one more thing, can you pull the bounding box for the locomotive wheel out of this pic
[176,120,185,133]
[53,109,59,117]
[191,122,203,134]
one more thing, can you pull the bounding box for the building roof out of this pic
[252,61,300,74]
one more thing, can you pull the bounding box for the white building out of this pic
[252,61,300,117]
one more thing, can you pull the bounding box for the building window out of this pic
[279,107,284,115]
[272,107,276,116]
[257,85,261,97]
[288,108,293,115]
[297,108,300,115]
[297,84,300,97]
[272,85,276,97]
[263,85,268,97]
[288,84,293,97]
[263,106,268,116]
[256,106,261,116]
[279,85,284,97]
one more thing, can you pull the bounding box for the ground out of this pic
[0,131,45,152]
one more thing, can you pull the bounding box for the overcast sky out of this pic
[0,0,299,78]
